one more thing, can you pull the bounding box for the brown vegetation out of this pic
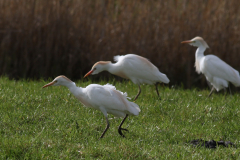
[0,0,240,88]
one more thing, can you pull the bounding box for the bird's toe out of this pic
[118,128,129,137]
[121,128,129,132]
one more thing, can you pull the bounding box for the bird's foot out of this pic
[118,128,129,138]
[121,128,129,132]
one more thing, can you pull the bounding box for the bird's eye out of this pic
[55,80,58,83]
[94,68,97,70]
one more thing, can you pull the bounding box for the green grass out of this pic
[0,76,240,159]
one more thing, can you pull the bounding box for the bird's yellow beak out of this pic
[42,81,56,88]
[84,70,94,78]
[181,40,192,44]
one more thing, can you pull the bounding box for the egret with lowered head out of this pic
[42,75,140,138]
[181,36,240,97]
[84,54,170,101]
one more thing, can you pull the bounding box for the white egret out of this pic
[182,36,240,97]
[42,75,140,138]
[84,54,170,101]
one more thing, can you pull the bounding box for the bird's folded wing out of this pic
[87,85,134,112]
[204,56,240,82]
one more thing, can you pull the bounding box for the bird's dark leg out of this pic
[134,85,141,101]
[155,82,161,100]
[208,87,215,97]
[118,114,129,138]
[224,88,227,100]
[228,85,232,95]
[225,86,232,100]
[100,117,110,139]
[224,85,232,99]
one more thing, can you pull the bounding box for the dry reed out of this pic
[0,0,240,88]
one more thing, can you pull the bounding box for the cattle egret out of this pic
[182,36,240,97]
[42,75,140,138]
[84,54,170,101]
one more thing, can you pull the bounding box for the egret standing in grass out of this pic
[181,36,240,97]
[42,75,140,138]
[84,54,170,101]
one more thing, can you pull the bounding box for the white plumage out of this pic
[42,75,140,138]
[182,36,240,96]
[113,54,169,84]
[84,54,170,100]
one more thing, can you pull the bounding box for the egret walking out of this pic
[181,36,240,97]
[43,75,140,138]
[84,54,169,100]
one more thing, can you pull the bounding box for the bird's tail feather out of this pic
[231,70,240,87]
[159,73,170,84]
[128,102,141,116]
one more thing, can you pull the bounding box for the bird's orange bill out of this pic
[84,70,94,78]
[42,81,56,88]
[181,40,192,44]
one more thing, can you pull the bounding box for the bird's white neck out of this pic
[62,81,92,107]
[106,63,117,73]
[100,62,118,74]
[64,82,83,96]
[106,62,128,79]
[195,46,206,60]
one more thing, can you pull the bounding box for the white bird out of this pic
[181,36,240,97]
[42,75,140,138]
[84,54,170,101]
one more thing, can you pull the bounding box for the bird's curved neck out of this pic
[105,62,118,74]
[106,62,129,79]
[65,82,83,96]
[63,82,92,107]
[195,46,206,60]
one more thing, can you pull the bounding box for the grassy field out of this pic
[0,76,240,159]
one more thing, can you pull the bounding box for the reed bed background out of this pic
[0,0,240,88]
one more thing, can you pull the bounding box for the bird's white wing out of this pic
[103,83,129,98]
[203,55,240,85]
[85,84,140,115]
[115,54,169,83]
